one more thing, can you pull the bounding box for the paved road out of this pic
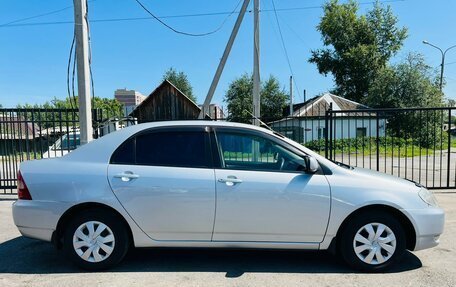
[0,194,455,287]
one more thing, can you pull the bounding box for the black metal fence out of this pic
[324,107,456,189]
[202,107,456,189]
[1,106,455,194]
[0,108,87,192]
[0,108,133,193]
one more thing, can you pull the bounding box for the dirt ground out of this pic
[0,193,455,287]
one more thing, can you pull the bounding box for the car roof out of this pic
[131,120,273,132]
[62,120,275,163]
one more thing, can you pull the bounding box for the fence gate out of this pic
[325,107,456,189]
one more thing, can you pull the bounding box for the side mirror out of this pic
[305,156,319,174]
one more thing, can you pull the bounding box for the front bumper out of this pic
[12,200,70,242]
[402,206,445,251]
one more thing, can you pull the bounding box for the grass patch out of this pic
[306,136,451,158]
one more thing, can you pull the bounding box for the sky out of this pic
[1,0,456,109]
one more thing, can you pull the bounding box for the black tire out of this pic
[339,211,406,272]
[63,209,129,271]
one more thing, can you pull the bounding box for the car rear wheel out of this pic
[63,209,129,271]
[339,212,406,272]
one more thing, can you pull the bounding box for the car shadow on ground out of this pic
[0,236,422,277]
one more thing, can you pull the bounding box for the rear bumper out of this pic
[12,200,70,242]
[402,206,445,251]
[16,226,54,241]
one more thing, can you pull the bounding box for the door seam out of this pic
[210,168,218,241]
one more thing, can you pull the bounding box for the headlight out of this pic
[418,188,439,207]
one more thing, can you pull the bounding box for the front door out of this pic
[108,127,216,241]
[212,128,331,243]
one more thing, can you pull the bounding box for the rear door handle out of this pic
[114,172,139,182]
[218,176,242,186]
[218,178,243,183]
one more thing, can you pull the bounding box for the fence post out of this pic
[376,112,380,171]
[447,108,452,188]
[325,103,332,159]
[92,109,99,139]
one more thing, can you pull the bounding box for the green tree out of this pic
[366,53,443,108]
[162,67,197,103]
[224,74,288,122]
[366,53,444,147]
[309,0,407,103]
[17,96,124,128]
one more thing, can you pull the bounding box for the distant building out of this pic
[114,88,146,114]
[130,80,209,123]
[199,104,225,119]
[270,93,386,143]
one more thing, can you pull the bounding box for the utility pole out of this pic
[199,0,251,119]
[289,76,293,116]
[423,40,456,92]
[73,0,93,144]
[252,0,260,126]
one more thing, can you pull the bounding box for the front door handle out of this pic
[218,176,242,186]
[114,172,139,182]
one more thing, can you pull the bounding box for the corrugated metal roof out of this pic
[292,93,374,117]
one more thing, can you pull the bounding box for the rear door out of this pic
[211,128,331,243]
[108,126,216,241]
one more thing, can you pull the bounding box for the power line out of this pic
[133,0,242,37]
[0,0,98,27]
[67,33,77,110]
[0,5,73,27]
[270,0,301,100]
[0,0,405,29]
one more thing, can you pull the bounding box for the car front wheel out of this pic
[339,211,406,272]
[63,209,129,271]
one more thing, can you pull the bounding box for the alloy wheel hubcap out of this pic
[73,221,115,263]
[353,222,396,265]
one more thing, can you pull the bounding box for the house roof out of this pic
[129,79,212,120]
[0,114,41,139]
[291,93,372,117]
[131,79,198,113]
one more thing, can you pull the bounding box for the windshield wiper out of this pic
[331,160,354,170]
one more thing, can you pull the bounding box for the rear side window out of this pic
[111,130,212,168]
[136,131,209,168]
[110,129,211,168]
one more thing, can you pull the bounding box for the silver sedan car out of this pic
[13,121,444,271]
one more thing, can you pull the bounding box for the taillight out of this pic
[17,171,32,200]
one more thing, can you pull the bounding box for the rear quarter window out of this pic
[110,137,135,165]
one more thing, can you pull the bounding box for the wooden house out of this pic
[130,80,205,123]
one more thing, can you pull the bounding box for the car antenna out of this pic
[243,109,274,132]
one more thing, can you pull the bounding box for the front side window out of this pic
[215,131,306,172]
